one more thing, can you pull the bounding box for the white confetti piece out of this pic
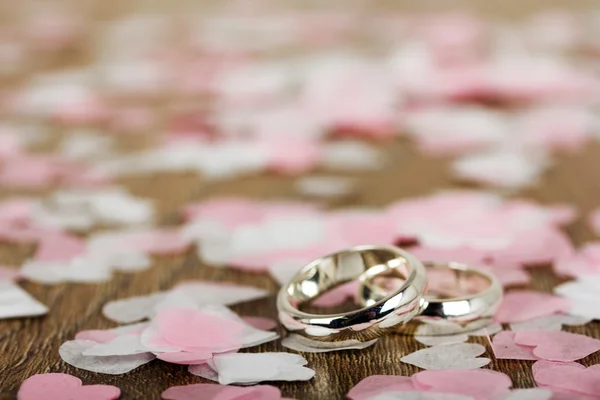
[400,343,490,370]
[452,149,550,189]
[33,187,154,230]
[496,388,553,400]
[82,334,149,357]
[0,283,48,319]
[59,340,155,374]
[554,276,600,320]
[211,352,315,385]
[320,141,385,171]
[415,334,469,347]
[102,292,166,324]
[295,176,357,198]
[59,131,114,161]
[20,257,113,284]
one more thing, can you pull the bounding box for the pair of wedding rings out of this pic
[277,245,503,344]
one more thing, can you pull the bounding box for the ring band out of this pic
[276,245,427,343]
[359,261,503,336]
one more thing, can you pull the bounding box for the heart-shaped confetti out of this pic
[18,373,121,400]
[513,330,600,362]
[401,343,490,370]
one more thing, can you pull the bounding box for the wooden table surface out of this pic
[1,2,600,399]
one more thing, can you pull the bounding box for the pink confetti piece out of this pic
[241,316,277,331]
[140,305,277,356]
[161,383,284,400]
[494,290,570,324]
[109,106,154,133]
[0,198,33,225]
[53,96,109,126]
[490,226,574,267]
[513,330,600,362]
[265,139,321,175]
[33,231,87,262]
[412,369,512,400]
[532,360,600,398]
[145,307,247,352]
[555,242,600,277]
[490,331,538,360]
[0,266,21,283]
[126,228,191,255]
[410,245,491,266]
[400,343,490,370]
[480,266,531,287]
[156,351,213,365]
[17,373,120,400]
[589,209,600,236]
[518,105,595,153]
[347,376,417,400]
[26,13,83,53]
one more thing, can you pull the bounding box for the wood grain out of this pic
[1,2,600,399]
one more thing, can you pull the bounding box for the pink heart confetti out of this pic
[347,375,417,400]
[513,330,600,362]
[412,369,512,400]
[18,373,120,400]
[494,290,570,324]
[532,360,600,398]
[554,242,600,277]
[161,383,284,400]
[241,316,278,331]
[490,331,538,360]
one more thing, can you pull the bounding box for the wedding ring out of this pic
[359,261,503,336]
[276,245,427,343]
